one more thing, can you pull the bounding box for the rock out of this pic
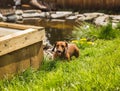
[83,12,104,17]
[0,13,7,21]
[51,19,65,22]
[51,13,66,19]
[94,15,109,26]
[55,11,72,15]
[5,15,23,22]
[16,15,23,21]
[3,12,15,16]
[0,13,3,18]
[6,15,17,22]
[77,15,86,21]
[15,10,23,15]
[110,15,120,21]
[0,13,3,21]
[112,20,119,23]
[50,11,72,19]
[112,22,117,28]
[1,16,7,22]
[22,12,41,18]
[66,15,78,20]
[76,14,85,17]
[38,12,50,18]
[22,11,52,19]
[83,12,104,21]
[43,37,53,59]
[23,10,41,13]
[77,13,104,21]
[44,49,53,60]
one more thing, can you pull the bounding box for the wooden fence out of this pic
[0,0,120,10]
[45,0,120,10]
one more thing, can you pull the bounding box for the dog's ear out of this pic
[65,42,68,48]
[52,42,57,52]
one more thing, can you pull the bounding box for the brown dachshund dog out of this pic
[52,41,79,60]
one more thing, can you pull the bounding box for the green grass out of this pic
[73,22,120,40]
[0,38,120,91]
[0,23,120,91]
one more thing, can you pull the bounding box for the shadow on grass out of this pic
[40,58,58,72]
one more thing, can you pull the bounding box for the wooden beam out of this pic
[0,28,45,56]
[0,22,44,30]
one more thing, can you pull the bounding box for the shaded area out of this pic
[0,0,120,11]
[23,19,78,44]
[45,0,120,11]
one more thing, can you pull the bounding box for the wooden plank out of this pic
[0,42,43,79]
[0,28,45,56]
[0,22,44,30]
[0,27,21,37]
[30,41,43,69]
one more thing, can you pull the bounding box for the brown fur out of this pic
[52,41,79,61]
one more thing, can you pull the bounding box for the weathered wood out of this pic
[0,0,120,10]
[54,0,120,10]
[0,41,43,79]
[0,28,45,56]
[0,27,20,37]
[0,22,43,30]
[0,22,45,79]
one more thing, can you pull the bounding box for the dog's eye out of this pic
[61,45,64,48]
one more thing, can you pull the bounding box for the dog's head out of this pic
[52,41,68,55]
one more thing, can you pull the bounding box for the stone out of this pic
[77,15,86,21]
[112,20,119,23]
[83,12,104,17]
[0,13,3,21]
[38,12,50,18]
[51,19,65,22]
[50,11,72,19]
[76,14,85,18]
[66,15,78,20]
[22,12,41,18]
[15,10,23,15]
[55,11,72,15]
[94,15,109,26]
[112,22,117,28]
[77,13,105,22]
[83,12,104,21]
[5,15,23,22]
[6,15,17,22]
[23,10,41,13]
[110,15,120,21]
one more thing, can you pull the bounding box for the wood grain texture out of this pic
[45,0,120,10]
[0,0,120,10]
[0,22,45,79]
[0,22,43,30]
[0,22,45,56]
[0,42,43,79]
